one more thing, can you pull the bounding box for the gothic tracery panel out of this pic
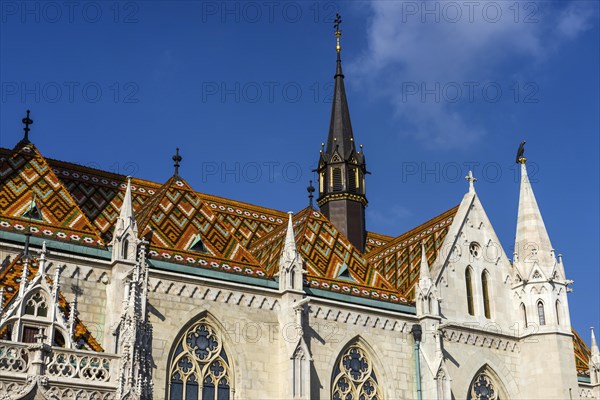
[468,372,501,400]
[168,318,232,400]
[331,345,382,400]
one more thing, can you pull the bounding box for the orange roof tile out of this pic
[0,143,104,248]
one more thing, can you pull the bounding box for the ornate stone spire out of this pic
[111,177,138,262]
[419,242,431,287]
[283,212,297,261]
[514,154,555,274]
[278,212,305,292]
[592,327,600,365]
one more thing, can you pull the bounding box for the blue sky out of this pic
[1,1,598,344]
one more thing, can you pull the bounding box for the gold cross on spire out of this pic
[334,13,342,54]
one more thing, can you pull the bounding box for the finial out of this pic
[21,110,33,143]
[172,148,182,177]
[23,230,32,261]
[465,170,477,193]
[307,180,315,208]
[516,140,526,164]
[334,13,342,55]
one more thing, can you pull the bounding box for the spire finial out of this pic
[465,170,477,193]
[307,180,315,208]
[516,140,527,164]
[21,110,33,143]
[334,13,342,56]
[172,148,182,177]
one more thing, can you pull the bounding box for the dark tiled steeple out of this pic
[316,14,368,253]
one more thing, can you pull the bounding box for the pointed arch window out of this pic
[332,344,382,400]
[122,238,129,260]
[465,267,474,316]
[555,300,561,325]
[537,300,546,326]
[481,271,491,319]
[168,318,232,400]
[468,372,500,400]
[332,168,343,192]
[520,303,527,327]
[24,292,48,317]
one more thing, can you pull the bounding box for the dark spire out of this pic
[21,110,33,144]
[326,13,356,160]
[172,148,182,177]
[315,13,368,253]
[307,180,315,208]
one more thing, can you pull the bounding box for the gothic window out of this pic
[481,271,491,319]
[555,300,561,325]
[122,238,129,259]
[168,318,232,400]
[520,303,527,327]
[537,301,546,326]
[332,168,343,191]
[331,344,382,400]
[348,168,357,193]
[465,267,474,316]
[468,373,499,400]
[469,242,481,259]
[24,292,48,317]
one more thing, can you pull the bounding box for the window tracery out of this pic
[168,318,232,400]
[332,345,382,400]
[24,292,48,317]
[469,373,499,400]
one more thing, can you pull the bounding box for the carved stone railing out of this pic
[0,340,119,399]
[0,341,30,375]
[46,347,116,383]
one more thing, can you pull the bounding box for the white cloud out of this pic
[350,1,596,149]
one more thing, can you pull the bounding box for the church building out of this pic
[0,15,598,400]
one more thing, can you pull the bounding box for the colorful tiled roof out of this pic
[0,144,456,302]
[9,150,287,250]
[0,254,103,352]
[573,328,591,377]
[0,143,104,248]
[136,176,262,266]
[367,206,459,299]
[251,207,395,290]
[365,231,393,254]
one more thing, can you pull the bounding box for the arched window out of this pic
[348,168,357,193]
[481,271,491,319]
[332,168,343,192]
[555,300,561,325]
[24,292,48,317]
[122,238,129,259]
[537,301,546,326]
[168,318,232,400]
[468,372,501,400]
[520,303,527,327]
[465,267,474,316]
[332,344,382,400]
